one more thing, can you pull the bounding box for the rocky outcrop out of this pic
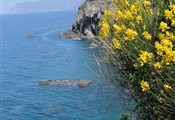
[38,80,92,87]
[72,0,112,36]
[58,30,86,39]
[59,0,114,46]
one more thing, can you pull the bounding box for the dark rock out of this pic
[27,34,34,39]
[39,80,52,85]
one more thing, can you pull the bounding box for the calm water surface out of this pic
[1,11,132,120]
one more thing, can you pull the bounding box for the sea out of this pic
[1,11,133,120]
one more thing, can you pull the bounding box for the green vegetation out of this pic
[98,0,175,119]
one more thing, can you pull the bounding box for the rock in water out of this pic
[27,34,33,39]
[39,80,52,85]
[77,80,92,87]
[38,80,92,87]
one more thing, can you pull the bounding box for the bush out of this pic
[98,0,175,119]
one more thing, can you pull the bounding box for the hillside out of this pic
[10,0,84,13]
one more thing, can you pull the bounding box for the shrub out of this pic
[99,0,175,119]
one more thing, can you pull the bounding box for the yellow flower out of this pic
[136,15,143,24]
[172,51,175,62]
[113,24,122,34]
[160,22,170,32]
[142,31,152,40]
[99,21,110,38]
[116,10,123,20]
[138,51,154,65]
[102,10,113,22]
[165,31,175,41]
[169,3,175,13]
[148,9,153,15]
[112,38,121,49]
[171,18,175,26]
[130,5,137,15]
[140,80,150,92]
[154,62,163,69]
[164,9,174,20]
[164,84,172,89]
[121,25,126,30]
[124,0,129,6]
[158,33,165,40]
[155,39,174,63]
[143,0,151,7]
[125,28,138,40]
[124,10,134,20]
[162,50,175,65]
[161,39,173,49]
[155,41,164,56]
[104,10,113,18]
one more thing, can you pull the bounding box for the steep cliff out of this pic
[59,0,113,45]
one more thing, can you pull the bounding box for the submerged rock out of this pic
[38,80,92,87]
[27,34,34,39]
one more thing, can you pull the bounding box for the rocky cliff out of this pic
[59,0,113,46]
[72,0,112,36]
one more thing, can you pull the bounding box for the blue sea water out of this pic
[1,11,133,120]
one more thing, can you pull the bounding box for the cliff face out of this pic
[59,0,113,42]
[72,0,112,37]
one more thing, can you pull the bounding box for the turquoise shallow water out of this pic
[1,11,133,120]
